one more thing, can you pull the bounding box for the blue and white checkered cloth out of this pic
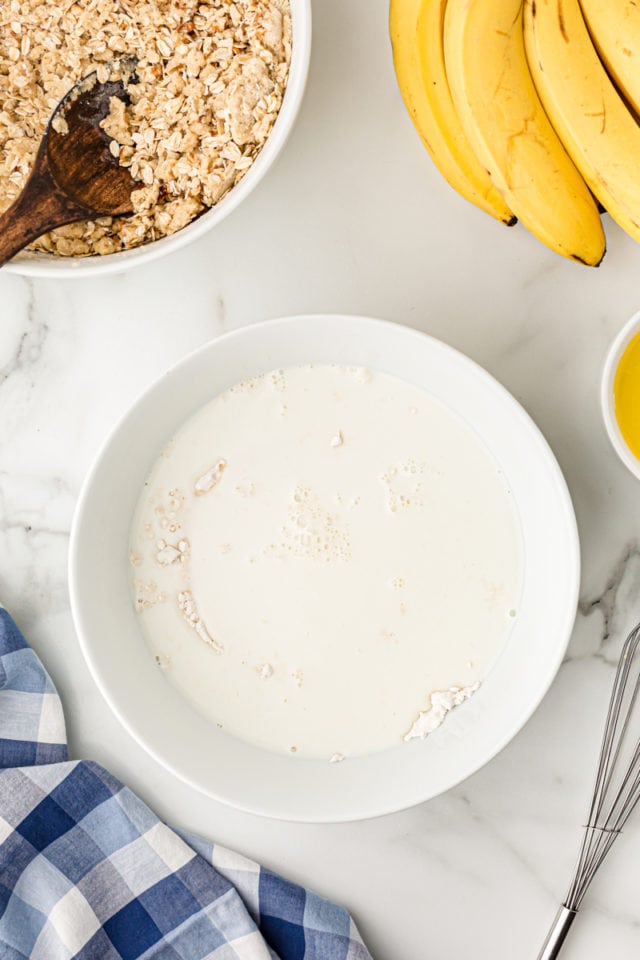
[0,609,372,960]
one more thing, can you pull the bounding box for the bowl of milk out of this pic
[70,314,580,821]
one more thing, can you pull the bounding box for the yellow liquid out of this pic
[614,331,640,460]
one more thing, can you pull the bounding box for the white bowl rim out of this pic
[4,0,312,279]
[601,310,640,483]
[69,314,581,821]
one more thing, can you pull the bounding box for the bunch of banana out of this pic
[390,0,640,266]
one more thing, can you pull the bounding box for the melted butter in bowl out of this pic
[602,311,640,482]
[613,331,640,462]
[130,364,523,760]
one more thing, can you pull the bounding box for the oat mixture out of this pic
[0,0,291,256]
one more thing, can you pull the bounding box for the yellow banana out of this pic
[443,0,605,265]
[579,0,640,118]
[524,0,640,246]
[389,0,515,224]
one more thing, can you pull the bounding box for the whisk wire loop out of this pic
[565,624,640,909]
[538,622,640,957]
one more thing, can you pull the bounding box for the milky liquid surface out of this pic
[130,365,523,759]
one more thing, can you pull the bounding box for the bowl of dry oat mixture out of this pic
[0,0,310,277]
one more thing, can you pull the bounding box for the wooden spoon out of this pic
[0,67,141,266]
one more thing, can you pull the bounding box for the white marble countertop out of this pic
[1,1,640,957]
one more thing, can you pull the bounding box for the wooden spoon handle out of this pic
[0,165,88,267]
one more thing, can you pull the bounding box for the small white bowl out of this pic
[601,310,640,482]
[69,315,580,822]
[4,0,311,279]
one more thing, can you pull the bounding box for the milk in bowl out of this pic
[129,364,523,759]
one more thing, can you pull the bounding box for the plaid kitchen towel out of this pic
[0,609,372,960]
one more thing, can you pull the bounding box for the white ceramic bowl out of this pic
[69,315,580,821]
[5,0,311,279]
[602,310,640,482]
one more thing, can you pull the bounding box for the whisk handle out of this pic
[536,906,577,960]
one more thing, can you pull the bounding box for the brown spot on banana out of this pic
[558,0,569,42]
[585,100,607,134]
[571,252,603,267]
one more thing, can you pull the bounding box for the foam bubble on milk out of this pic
[265,485,352,563]
[381,459,425,513]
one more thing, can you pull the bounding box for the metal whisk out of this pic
[537,621,640,960]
